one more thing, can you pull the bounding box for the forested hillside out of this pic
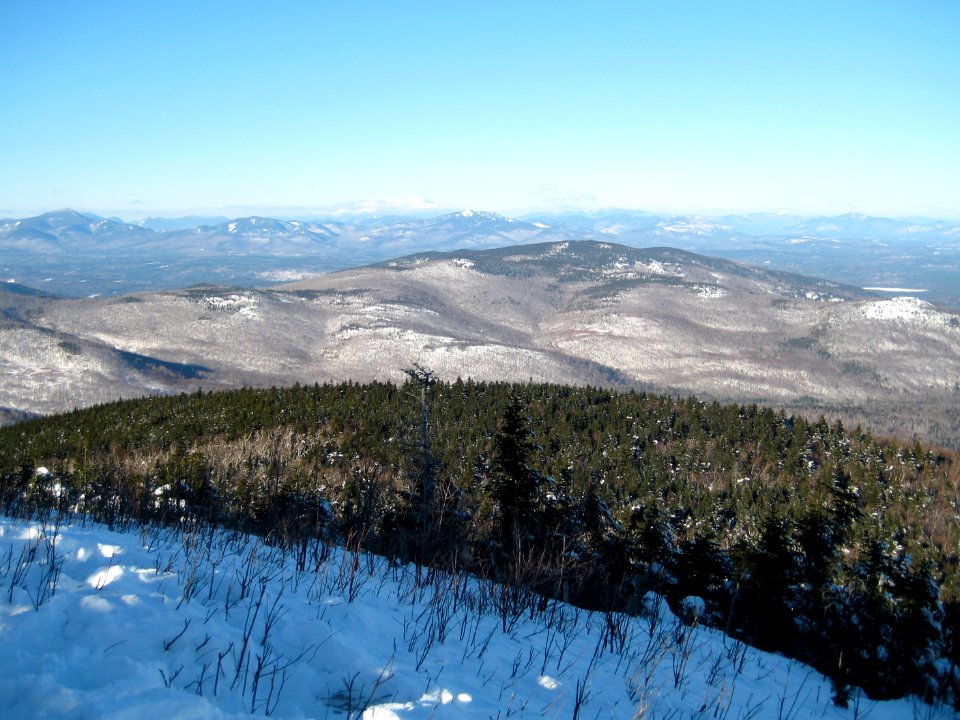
[2,380,958,706]
[7,240,960,449]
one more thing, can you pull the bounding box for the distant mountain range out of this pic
[2,208,959,305]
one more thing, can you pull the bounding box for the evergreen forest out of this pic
[1,379,958,707]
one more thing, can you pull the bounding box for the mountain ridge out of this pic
[2,239,957,447]
[3,207,958,305]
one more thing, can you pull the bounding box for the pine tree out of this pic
[491,398,540,555]
[739,512,802,650]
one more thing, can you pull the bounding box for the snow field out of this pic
[860,297,940,323]
[0,516,951,719]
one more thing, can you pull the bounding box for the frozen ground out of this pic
[0,515,951,719]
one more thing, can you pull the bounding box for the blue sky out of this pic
[2,1,958,220]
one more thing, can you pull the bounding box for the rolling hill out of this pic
[2,240,958,446]
[3,208,959,306]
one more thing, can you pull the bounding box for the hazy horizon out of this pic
[6,203,960,226]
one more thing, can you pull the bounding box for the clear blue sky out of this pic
[2,1,958,220]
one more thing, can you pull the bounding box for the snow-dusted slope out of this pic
[4,241,960,446]
[0,516,949,719]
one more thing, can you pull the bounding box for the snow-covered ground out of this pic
[859,296,939,323]
[0,515,949,719]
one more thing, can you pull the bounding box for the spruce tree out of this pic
[491,397,540,556]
